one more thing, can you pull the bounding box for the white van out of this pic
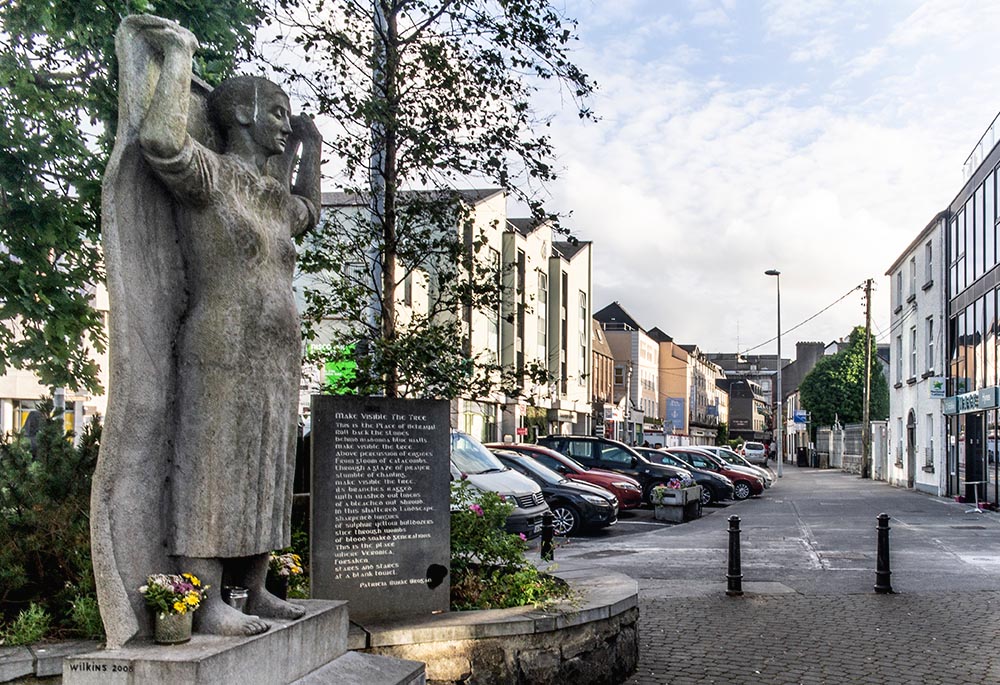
[450,431,550,539]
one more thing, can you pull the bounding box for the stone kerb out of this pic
[349,569,639,685]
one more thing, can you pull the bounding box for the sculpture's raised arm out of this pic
[135,16,199,160]
[288,115,323,235]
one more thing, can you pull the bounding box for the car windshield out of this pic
[502,454,566,485]
[451,432,506,475]
[745,442,764,451]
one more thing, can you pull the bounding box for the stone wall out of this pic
[365,607,637,685]
[351,570,639,685]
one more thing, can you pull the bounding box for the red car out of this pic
[663,447,765,500]
[486,443,644,509]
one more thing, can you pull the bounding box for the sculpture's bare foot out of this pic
[246,589,306,620]
[195,600,269,636]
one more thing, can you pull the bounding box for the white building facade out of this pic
[886,212,948,495]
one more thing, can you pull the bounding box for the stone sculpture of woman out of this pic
[91,14,321,645]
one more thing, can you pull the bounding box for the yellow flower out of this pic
[183,573,201,587]
[173,601,187,614]
[185,592,200,606]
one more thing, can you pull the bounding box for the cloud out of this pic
[537,1,1000,356]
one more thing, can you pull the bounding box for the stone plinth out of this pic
[64,600,351,685]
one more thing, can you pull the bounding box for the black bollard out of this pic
[726,515,743,596]
[874,512,893,594]
[540,511,554,561]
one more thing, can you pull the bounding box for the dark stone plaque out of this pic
[310,396,450,621]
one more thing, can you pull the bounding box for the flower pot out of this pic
[154,611,193,644]
[266,574,289,600]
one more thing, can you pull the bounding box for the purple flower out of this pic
[519,533,527,541]
[470,503,484,517]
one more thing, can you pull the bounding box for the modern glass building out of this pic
[944,113,1000,505]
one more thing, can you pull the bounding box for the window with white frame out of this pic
[896,271,903,308]
[578,291,588,386]
[926,316,935,372]
[896,417,903,465]
[896,335,902,382]
[909,257,916,297]
[537,271,548,367]
[925,241,933,284]
[910,326,917,378]
[926,413,934,467]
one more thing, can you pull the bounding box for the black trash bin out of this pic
[796,446,808,467]
[810,448,819,468]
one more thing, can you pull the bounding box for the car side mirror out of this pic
[630,456,638,467]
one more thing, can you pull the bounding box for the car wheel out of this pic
[700,485,715,506]
[551,504,580,536]
[733,481,752,500]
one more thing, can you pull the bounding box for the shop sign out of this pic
[928,377,946,399]
[980,386,999,410]
[944,391,985,415]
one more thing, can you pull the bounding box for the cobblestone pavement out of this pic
[544,465,1000,684]
[625,590,1000,684]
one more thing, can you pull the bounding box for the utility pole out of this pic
[861,278,873,479]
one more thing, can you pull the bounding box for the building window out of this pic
[909,257,916,297]
[537,271,547,367]
[926,414,934,467]
[925,241,933,284]
[926,316,934,372]
[896,335,902,382]
[578,291,588,386]
[896,417,903,466]
[896,271,903,307]
[910,326,917,378]
[403,272,413,307]
[614,365,624,386]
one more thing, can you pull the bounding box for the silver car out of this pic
[740,441,768,466]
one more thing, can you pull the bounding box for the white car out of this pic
[700,446,773,488]
[740,441,768,466]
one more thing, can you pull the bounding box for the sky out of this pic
[528,0,1000,361]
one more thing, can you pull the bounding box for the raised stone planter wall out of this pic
[350,570,638,685]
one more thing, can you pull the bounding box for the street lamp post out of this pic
[765,269,783,478]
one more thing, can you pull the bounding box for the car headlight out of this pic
[612,481,641,491]
[581,494,611,506]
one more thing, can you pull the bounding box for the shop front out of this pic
[943,387,1000,507]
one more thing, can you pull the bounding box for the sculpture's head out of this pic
[208,76,292,156]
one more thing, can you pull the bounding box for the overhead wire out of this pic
[740,283,866,356]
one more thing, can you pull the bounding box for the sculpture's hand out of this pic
[291,114,322,144]
[134,14,199,56]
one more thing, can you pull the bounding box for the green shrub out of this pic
[0,401,101,639]
[1,603,51,646]
[449,480,568,610]
[68,594,104,640]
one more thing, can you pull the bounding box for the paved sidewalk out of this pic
[627,589,1000,684]
[552,464,1000,684]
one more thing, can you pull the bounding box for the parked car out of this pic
[485,442,644,510]
[450,431,549,539]
[493,451,619,536]
[634,447,734,506]
[740,441,768,466]
[698,445,774,488]
[664,446,765,500]
[536,435,697,504]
